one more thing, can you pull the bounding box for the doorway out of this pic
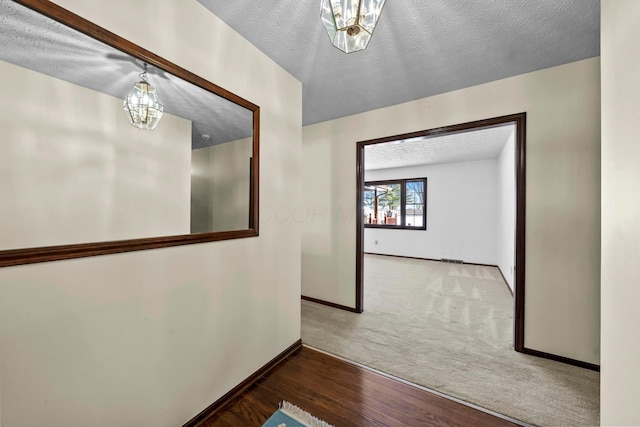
[355,113,526,352]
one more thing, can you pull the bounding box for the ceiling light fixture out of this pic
[123,62,163,130]
[321,0,386,53]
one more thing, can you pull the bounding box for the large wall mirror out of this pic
[0,0,260,267]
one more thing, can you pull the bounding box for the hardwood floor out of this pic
[200,346,523,427]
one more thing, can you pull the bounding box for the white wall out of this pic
[301,58,600,364]
[0,61,192,250]
[496,130,516,291]
[364,160,498,265]
[601,0,640,424]
[0,1,302,426]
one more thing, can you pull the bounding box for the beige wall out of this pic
[0,1,302,426]
[191,145,214,233]
[601,1,640,424]
[191,137,253,233]
[0,60,192,250]
[302,58,601,364]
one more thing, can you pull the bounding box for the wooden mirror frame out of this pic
[0,0,260,268]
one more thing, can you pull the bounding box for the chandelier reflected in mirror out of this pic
[123,62,164,130]
[321,0,386,53]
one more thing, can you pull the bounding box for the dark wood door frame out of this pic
[356,113,527,353]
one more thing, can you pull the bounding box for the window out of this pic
[363,178,427,229]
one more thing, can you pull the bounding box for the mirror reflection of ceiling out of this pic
[365,125,515,171]
[0,0,253,149]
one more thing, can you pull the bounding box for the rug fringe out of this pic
[280,401,334,427]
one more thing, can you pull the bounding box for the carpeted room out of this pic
[301,121,599,426]
[302,256,599,426]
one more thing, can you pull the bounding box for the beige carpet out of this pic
[301,254,599,427]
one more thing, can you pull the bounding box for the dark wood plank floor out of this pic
[201,346,522,427]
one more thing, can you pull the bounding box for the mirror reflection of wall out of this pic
[0,0,256,254]
[0,58,193,249]
[191,138,252,233]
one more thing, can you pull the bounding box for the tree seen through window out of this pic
[364,178,426,229]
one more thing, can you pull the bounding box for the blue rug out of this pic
[262,401,334,427]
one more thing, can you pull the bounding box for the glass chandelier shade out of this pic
[123,63,163,130]
[321,0,386,53]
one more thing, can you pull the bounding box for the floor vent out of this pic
[441,258,464,264]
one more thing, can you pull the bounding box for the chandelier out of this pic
[123,62,164,130]
[321,0,386,53]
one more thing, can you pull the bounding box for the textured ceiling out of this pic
[197,0,600,125]
[365,125,515,171]
[0,0,253,149]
